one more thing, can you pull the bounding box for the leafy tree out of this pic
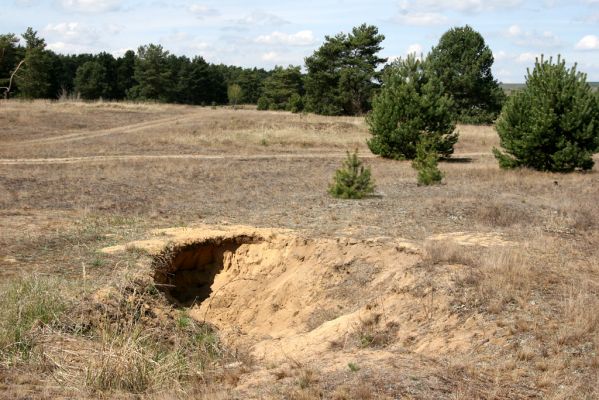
[428,25,505,124]
[16,27,52,98]
[227,83,243,107]
[259,65,303,111]
[74,61,109,99]
[128,44,172,101]
[412,137,444,185]
[494,56,599,172]
[367,54,458,160]
[329,150,375,199]
[304,24,386,116]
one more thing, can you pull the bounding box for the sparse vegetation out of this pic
[0,274,68,364]
[494,55,599,172]
[329,150,375,199]
[1,102,598,399]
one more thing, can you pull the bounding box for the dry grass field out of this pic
[0,100,598,399]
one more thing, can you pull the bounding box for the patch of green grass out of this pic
[0,275,68,364]
[348,362,360,372]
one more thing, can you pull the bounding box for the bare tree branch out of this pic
[1,59,26,100]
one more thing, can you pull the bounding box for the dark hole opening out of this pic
[153,236,258,307]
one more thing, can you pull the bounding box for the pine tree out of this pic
[258,65,303,111]
[128,44,172,101]
[494,55,599,172]
[367,54,458,160]
[74,61,109,100]
[412,136,444,185]
[304,24,386,116]
[329,150,375,199]
[428,25,505,124]
[16,28,52,98]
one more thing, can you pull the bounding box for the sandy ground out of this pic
[1,100,598,399]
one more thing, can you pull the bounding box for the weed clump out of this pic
[329,150,375,199]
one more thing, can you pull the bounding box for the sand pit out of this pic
[100,225,510,367]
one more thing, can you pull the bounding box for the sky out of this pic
[4,0,599,82]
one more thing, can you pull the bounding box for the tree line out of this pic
[0,27,269,105]
[1,24,506,124]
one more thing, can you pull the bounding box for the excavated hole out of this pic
[152,235,260,307]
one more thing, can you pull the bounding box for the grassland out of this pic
[0,100,598,399]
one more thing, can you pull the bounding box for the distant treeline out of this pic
[7,25,581,124]
[1,25,387,118]
[0,28,269,105]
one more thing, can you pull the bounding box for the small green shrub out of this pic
[287,93,304,113]
[412,137,444,185]
[494,55,599,172]
[329,150,375,199]
[257,96,269,110]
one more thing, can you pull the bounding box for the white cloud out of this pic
[14,0,40,6]
[190,41,211,51]
[188,4,219,18]
[506,25,522,37]
[47,41,95,53]
[44,22,99,45]
[261,51,279,61]
[111,47,134,57]
[394,12,448,26]
[406,43,423,55]
[516,52,540,63]
[399,0,522,14]
[575,35,599,50]
[494,50,509,61]
[106,24,124,34]
[233,11,289,27]
[255,30,316,46]
[59,0,121,13]
[504,24,561,48]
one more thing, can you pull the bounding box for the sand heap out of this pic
[102,225,507,367]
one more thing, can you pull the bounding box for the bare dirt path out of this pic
[0,152,492,165]
[0,153,376,165]
[2,114,196,146]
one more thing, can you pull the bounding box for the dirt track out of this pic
[2,114,192,145]
[0,153,491,165]
[0,153,377,165]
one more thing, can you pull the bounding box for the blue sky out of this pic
[4,0,599,82]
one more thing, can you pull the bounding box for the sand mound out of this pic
[101,226,507,367]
